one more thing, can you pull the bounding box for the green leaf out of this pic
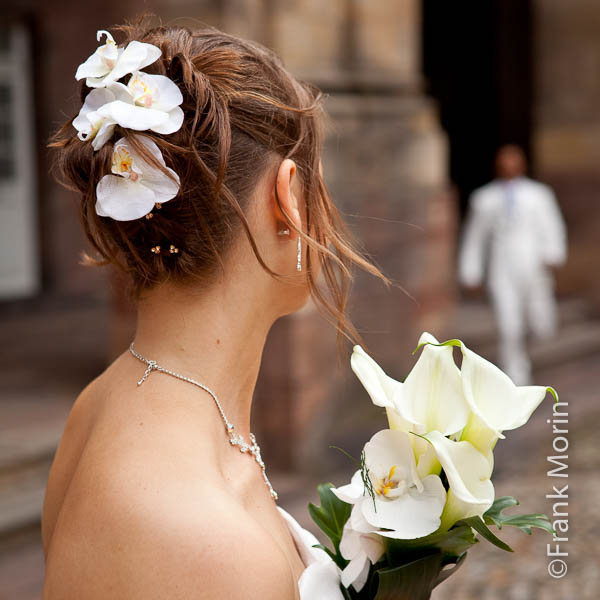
[372,552,445,600]
[484,496,520,521]
[460,516,514,552]
[308,483,352,556]
[484,496,555,536]
[432,552,468,590]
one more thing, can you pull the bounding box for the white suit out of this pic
[458,176,567,384]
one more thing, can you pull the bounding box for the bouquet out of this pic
[309,332,557,599]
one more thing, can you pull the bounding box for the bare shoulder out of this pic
[43,375,297,599]
[45,484,293,599]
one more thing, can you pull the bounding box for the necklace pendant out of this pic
[129,342,278,500]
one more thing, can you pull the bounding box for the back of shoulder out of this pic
[44,458,293,600]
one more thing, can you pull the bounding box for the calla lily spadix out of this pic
[95,135,180,221]
[76,30,162,89]
[332,430,446,540]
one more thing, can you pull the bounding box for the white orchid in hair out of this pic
[95,135,180,221]
[75,30,162,88]
[72,83,133,150]
[73,31,184,150]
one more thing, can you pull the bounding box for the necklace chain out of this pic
[128,342,278,500]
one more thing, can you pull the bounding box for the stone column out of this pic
[531,0,600,313]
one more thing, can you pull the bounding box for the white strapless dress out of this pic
[277,506,346,600]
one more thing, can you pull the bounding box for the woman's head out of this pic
[51,19,387,346]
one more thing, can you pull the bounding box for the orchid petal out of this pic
[87,40,161,88]
[341,553,369,591]
[107,81,134,103]
[76,30,120,82]
[363,474,446,538]
[331,471,365,505]
[140,167,180,204]
[95,175,156,221]
[364,429,415,483]
[91,120,116,150]
[97,100,168,131]
[75,51,110,81]
[339,506,384,591]
[73,88,116,142]
[150,106,185,134]
[128,71,183,111]
[361,533,385,564]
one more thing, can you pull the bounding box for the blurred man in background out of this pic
[459,144,567,384]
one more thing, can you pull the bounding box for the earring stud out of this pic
[278,228,290,236]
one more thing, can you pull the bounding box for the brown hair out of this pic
[50,19,388,347]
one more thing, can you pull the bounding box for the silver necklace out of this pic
[129,342,278,500]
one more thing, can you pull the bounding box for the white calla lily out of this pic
[339,505,385,592]
[350,346,412,432]
[394,332,470,437]
[95,135,180,221]
[332,430,446,540]
[424,431,494,530]
[76,30,161,88]
[452,339,551,460]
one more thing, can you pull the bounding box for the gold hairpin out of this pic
[151,245,161,254]
[169,245,179,254]
[145,212,154,220]
[155,202,162,210]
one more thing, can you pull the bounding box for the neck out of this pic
[132,274,276,438]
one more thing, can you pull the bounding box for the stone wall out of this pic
[532,0,600,311]
[5,0,455,473]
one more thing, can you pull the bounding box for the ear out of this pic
[272,158,302,237]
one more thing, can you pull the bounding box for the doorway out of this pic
[422,0,533,217]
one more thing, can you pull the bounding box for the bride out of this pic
[42,20,385,599]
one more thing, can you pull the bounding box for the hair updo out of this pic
[51,19,387,344]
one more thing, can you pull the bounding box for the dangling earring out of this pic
[296,235,302,272]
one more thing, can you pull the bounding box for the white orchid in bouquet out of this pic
[308,332,557,600]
